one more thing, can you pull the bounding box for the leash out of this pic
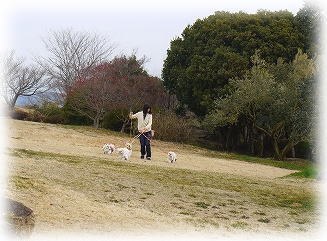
[139,132,169,155]
[141,133,151,141]
[126,132,172,161]
[129,132,151,145]
[127,112,172,159]
[129,107,132,138]
[129,132,142,144]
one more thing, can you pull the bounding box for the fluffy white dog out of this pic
[116,143,132,160]
[168,151,177,163]
[103,144,115,154]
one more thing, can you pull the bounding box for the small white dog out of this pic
[116,143,132,160]
[103,144,115,154]
[168,151,177,163]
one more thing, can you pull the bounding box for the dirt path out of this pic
[8,119,296,179]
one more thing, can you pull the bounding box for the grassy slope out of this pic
[7,120,318,231]
[11,148,316,211]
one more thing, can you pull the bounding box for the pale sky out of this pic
[0,0,308,77]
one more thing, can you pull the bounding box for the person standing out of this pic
[129,104,153,160]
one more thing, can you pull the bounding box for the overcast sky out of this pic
[0,0,309,77]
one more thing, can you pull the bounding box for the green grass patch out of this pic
[288,211,299,216]
[188,194,197,198]
[286,166,318,179]
[11,176,35,189]
[203,151,312,171]
[258,218,271,223]
[10,175,44,192]
[194,202,210,209]
[179,211,195,216]
[11,148,83,163]
[295,218,310,224]
[231,221,248,229]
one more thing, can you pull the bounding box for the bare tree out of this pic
[38,29,115,102]
[1,52,48,109]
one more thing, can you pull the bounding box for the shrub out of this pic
[10,109,29,120]
[152,110,195,143]
[36,101,62,116]
[102,110,125,131]
[24,110,45,122]
[13,102,66,124]
[294,141,312,159]
[35,101,65,124]
[62,102,92,126]
[44,114,65,124]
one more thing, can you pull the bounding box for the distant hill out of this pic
[15,91,59,106]
[16,96,34,106]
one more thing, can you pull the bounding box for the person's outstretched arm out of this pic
[129,112,138,119]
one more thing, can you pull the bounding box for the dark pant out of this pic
[140,131,151,158]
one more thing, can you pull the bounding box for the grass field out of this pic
[6,119,319,234]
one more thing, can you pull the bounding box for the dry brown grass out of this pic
[6,119,319,234]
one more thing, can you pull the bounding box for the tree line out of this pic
[162,5,320,160]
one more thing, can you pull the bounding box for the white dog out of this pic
[116,143,132,160]
[168,151,177,163]
[103,144,115,154]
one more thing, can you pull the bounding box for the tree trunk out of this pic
[167,94,171,109]
[251,140,254,154]
[225,128,232,151]
[244,125,248,145]
[258,134,264,157]
[291,147,296,158]
[10,94,20,109]
[250,128,255,154]
[281,141,294,161]
[120,122,127,133]
[93,117,100,129]
[272,138,283,161]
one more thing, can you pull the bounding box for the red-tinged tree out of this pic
[67,54,177,130]
[105,55,176,132]
[67,63,123,128]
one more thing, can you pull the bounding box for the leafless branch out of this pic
[1,51,49,109]
[37,29,115,103]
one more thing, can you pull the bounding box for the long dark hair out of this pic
[143,104,152,115]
